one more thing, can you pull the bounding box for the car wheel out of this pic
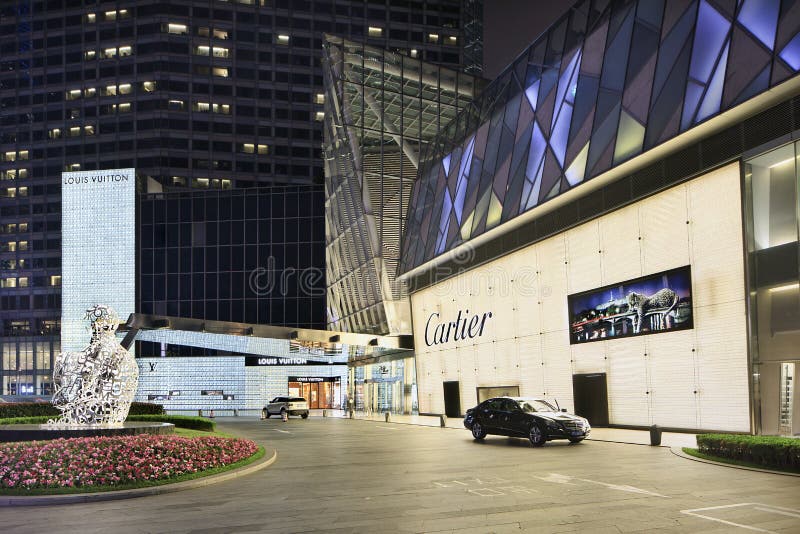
[471,421,487,440]
[301,412,309,419]
[528,423,546,447]
[568,437,584,444]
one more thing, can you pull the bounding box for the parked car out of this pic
[463,397,590,446]
[264,396,309,419]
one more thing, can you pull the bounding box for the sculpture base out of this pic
[0,422,175,442]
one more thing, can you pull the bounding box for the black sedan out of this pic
[463,397,591,447]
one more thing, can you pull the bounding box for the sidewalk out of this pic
[312,409,698,448]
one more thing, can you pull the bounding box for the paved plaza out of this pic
[0,417,799,533]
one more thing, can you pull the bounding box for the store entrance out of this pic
[443,381,461,417]
[572,373,609,426]
[288,377,341,409]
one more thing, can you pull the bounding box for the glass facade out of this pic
[402,0,800,274]
[322,36,481,336]
[137,185,326,357]
[744,143,800,435]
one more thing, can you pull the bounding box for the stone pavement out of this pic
[1,417,797,533]
[315,409,699,448]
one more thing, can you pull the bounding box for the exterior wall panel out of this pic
[410,162,748,431]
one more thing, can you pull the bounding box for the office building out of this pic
[0,0,480,396]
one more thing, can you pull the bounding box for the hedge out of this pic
[126,415,216,432]
[696,434,800,472]
[0,414,215,432]
[0,402,165,419]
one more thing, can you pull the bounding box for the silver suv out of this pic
[265,396,309,419]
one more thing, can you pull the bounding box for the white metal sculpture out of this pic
[49,305,139,426]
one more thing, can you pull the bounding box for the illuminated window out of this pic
[117,102,131,112]
[427,33,439,43]
[257,144,269,155]
[197,27,210,37]
[103,9,127,21]
[368,27,383,37]
[168,99,185,110]
[2,152,16,162]
[212,67,229,77]
[48,128,62,139]
[195,45,210,56]
[17,187,26,197]
[86,13,96,23]
[66,89,82,101]
[118,83,132,94]
[18,223,27,232]
[50,275,62,287]
[142,81,156,92]
[1,278,16,289]
[118,46,132,57]
[17,241,27,251]
[242,143,255,153]
[212,46,229,58]
[277,34,290,45]
[103,84,117,96]
[213,29,229,40]
[410,49,419,58]
[448,35,458,44]
[315,111,325,121]
[84,125,95,136]
[221,179,232,189]
[315,93,325,104]
[193,178,210,188]
[167,23,188,35]
[103,47,117,59]
[17,150,28,161]
[17,169,27,179]
[84,87,96,97]
[84,50,96,60]
[66,163,80,171]
[68,126,81,137]
[4,188,16,198]
[171,176,187,186]
[17,277,28,288]
[194,102,211,112]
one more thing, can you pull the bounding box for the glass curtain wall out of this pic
[744,143,800,436]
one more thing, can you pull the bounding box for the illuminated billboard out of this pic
[568,266,693,344]
[61,168,135,353]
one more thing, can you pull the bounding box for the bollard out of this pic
[649,424,662,446]
[234,409,239,417]
[198,409,203,417]
[323,409,327,417]
[439,414,447,427]
[385,411,391,423]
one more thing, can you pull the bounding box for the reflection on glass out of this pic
[746,144,798,250]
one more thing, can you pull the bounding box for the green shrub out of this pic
[128,402,166,416]
[127,415,216,432]
[696,434,800,472]
[0,402,164,419]
[0,414,215,432]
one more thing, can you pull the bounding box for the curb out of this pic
[670,447,800,477]
[0,448,277,506]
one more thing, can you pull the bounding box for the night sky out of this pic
[483,1,574,79]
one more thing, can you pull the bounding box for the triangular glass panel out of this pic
[695,39,730,123]
[779,31,800,70]
[737,0,779,50]
[565,141,590,186]
[613,110,645,164]
[689,1,731,83]
[525,79,541,111]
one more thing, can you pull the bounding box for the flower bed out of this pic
[0,434,260,491]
